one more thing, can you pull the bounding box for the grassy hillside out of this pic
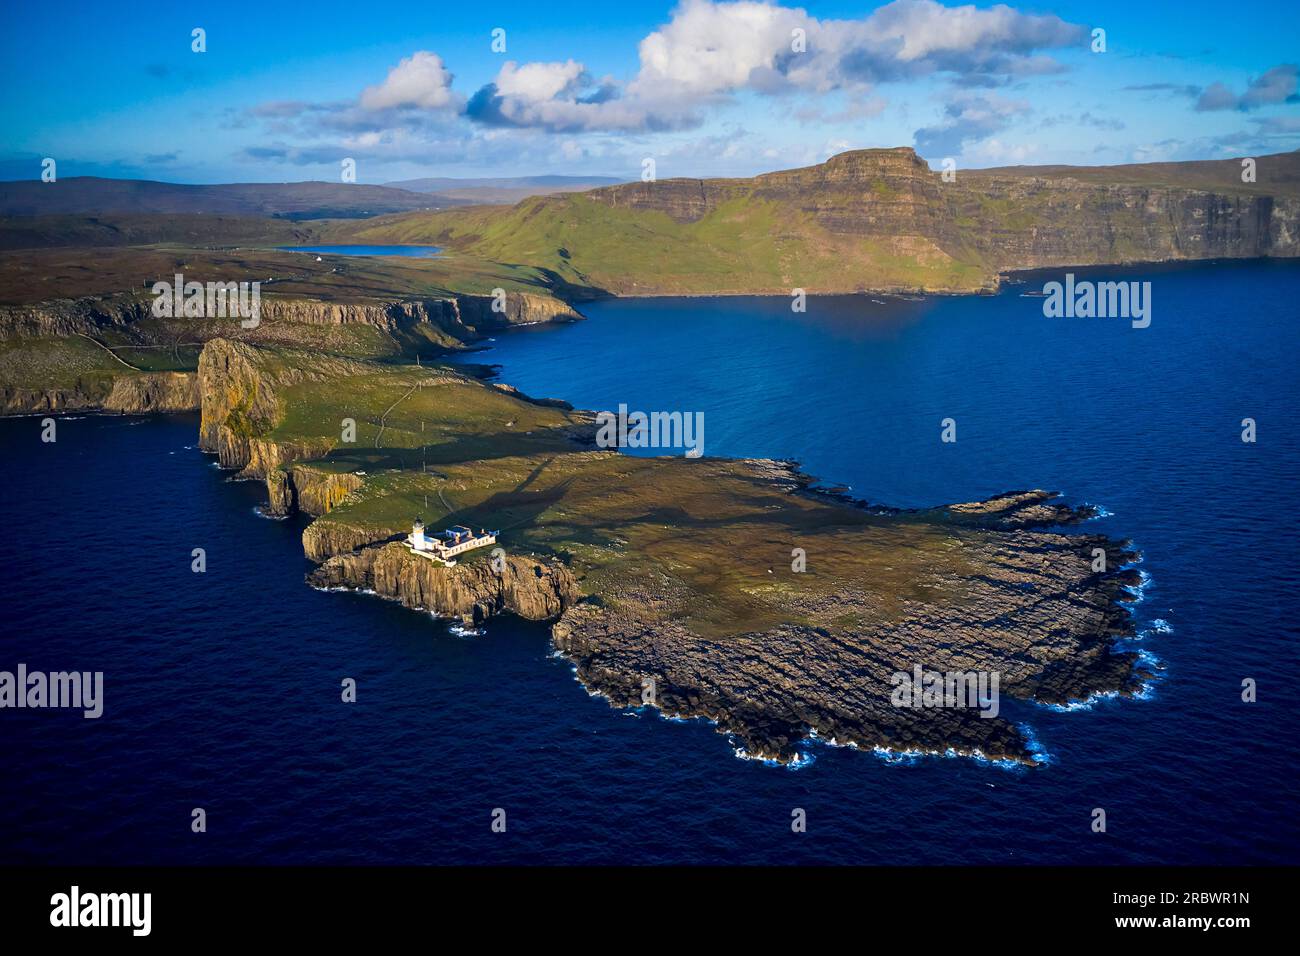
[340,147,1300,295]
[344,191,990,294]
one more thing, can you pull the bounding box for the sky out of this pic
[1,0,1297,184]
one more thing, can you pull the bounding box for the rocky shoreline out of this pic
[293,462,1149,765]
[9,325,1156,769]
[546,485,1148,764]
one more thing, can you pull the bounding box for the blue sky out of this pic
[1,0,1296,183]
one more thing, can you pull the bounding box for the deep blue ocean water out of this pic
[2,259,1297,865]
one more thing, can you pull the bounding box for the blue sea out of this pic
[2,259,1297,865]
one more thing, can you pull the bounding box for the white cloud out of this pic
[461,0,1084,134]
[629,0,1084,99]
[630,0,806,98]
[242,0,1094,170]
[495,60,588,102]
[359,51,460,111]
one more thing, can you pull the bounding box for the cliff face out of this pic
[195,339,381,557]
[0,294,151,340]
[1,370,198,415]
[0,291,580,344]
[196,338,365,473]
[576,146,1299,282]
[952,178,1295,268]
[308,542,579,624]
[588,147,952,238]
[0,384,106,414]
[301,521,392,563]
[251,291,579,338]
[197,338,288,468]
[267,464,364,518]
[104,371,199,413]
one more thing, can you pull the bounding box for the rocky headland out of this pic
[175,335,1154,766]
[0,147,1210,765]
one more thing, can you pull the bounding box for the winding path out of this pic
[373,381,421,448]
[74,332,143,371]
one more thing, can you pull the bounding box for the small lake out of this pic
[277,244,442,257]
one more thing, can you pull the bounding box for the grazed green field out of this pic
[239,348,984,638]
[343,193,991,295]
[272,365,585,463]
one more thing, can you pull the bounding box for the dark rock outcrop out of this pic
[550,492,1147,765]
[308,542,579,624]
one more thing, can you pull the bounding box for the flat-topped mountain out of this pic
[344,147,1300,295]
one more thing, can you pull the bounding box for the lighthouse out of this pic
[411,518,426,552]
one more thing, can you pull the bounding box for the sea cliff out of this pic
[309,542,578,625]
[363,147,1300,295]
[0,370,199,415]
[0,289,581,417]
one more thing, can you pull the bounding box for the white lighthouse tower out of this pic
[410,518,426,552]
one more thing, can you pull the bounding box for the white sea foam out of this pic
[1021,724,1055,765]
[1038,690,1120,712]
[1039,647,1164,712]
[729,743,815,769]
[798,728,1041,770]
[869,742,1036,770]
[1123,569,1153,602]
